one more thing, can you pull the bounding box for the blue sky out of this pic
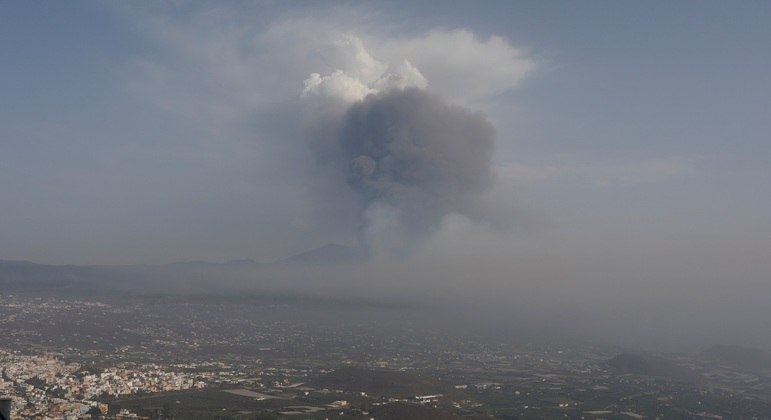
[1,0,769,269]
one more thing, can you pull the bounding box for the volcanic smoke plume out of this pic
[310,88,495,253]
[340,88,495,235]
[300,37,499,252]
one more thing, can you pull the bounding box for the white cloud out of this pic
[325,35,388,85]
[125,7,535,120]
[372,60,428,92]
[299,28,536,106]
[302,70,377,103]
[376,29,536,104]
[301,37,428,103]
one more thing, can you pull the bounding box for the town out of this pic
[1,294,770,419]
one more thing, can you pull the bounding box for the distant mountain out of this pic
[165,258,263,270]
[0,258,252,296]
[701,345,771,370]
[0,245,368,297]
[284,244,366,266]
[606,353,702,384]
[0,259,104,294]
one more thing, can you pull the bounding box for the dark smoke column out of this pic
[339,88,496,236]
[0,396,10,420]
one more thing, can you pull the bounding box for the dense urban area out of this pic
[1,294,770,419]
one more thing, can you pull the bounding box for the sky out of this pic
[1,1,770,349]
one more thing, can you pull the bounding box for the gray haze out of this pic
[1,2,771,353]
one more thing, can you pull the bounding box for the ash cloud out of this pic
[341,88,495,234]
[299,35,506,254]
[304,87,496,252]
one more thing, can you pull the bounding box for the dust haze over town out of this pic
[2,0,771,352]
[2,2,771,419]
